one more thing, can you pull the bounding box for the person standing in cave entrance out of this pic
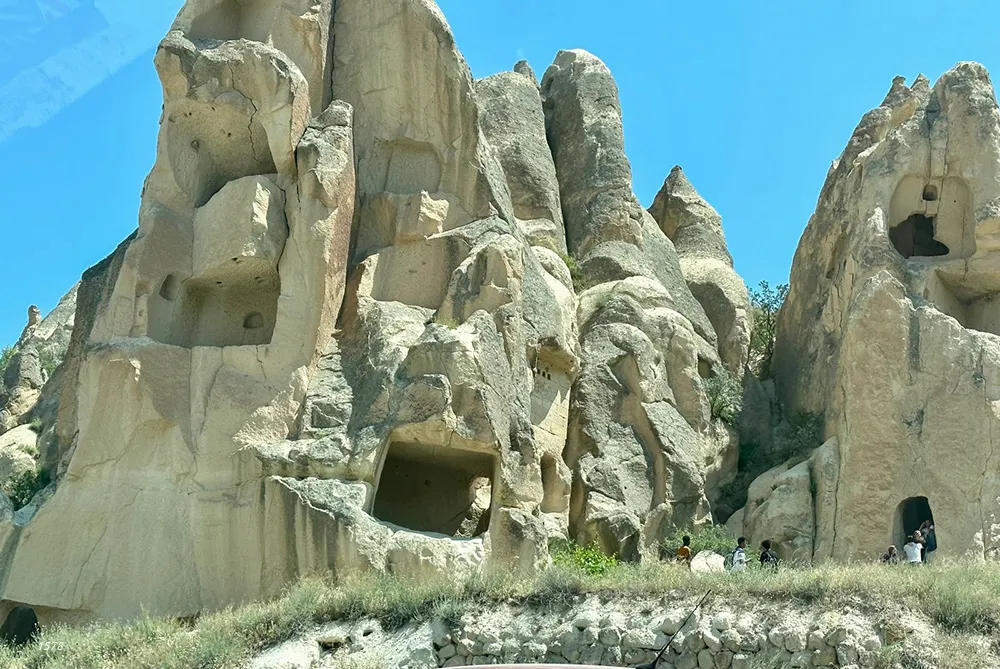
[920,520,937,563]
[903,535,923,565]
[913,529,926,562]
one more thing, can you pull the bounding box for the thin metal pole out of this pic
[635,590,713,669]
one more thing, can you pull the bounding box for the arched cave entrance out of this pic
[893,496,935,549]
[372,442,495,538]
[889,214,950,259]
[0,606,38,647]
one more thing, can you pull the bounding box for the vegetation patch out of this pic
[550,538,619,576]
[661,524,740,559]
[748,280,788,379]
[705,368,743,424]
[717,411,824,520]
[559,253,585,293]
[3,561,1000,668]
[0,345,16,383]
[37,347,63,379]
[4,468,51,511]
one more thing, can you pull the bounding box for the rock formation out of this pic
[0,289,76,434]
[0,0,750,622]
[746,63,1000,562]
[543,50,738,560]
[650,167,752,376]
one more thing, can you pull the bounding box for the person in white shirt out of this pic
[728,537,749,572]
[903,535,923,565]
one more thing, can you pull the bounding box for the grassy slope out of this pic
[2,559,1000,669]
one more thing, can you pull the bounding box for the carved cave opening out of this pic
[888,176,974,260]
[148,273,279,348]
[0,606,38,647]
[186,0,279,43]
[889,214,950,259]
[373,442,495,538]
[893,496,935,550]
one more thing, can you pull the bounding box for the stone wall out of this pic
[250,595,894,669]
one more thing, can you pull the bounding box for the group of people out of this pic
[881,520,936,565]
[671,535,780,572]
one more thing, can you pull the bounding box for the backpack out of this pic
[724,548,737,570]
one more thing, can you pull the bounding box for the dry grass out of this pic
[1,560,1000,668]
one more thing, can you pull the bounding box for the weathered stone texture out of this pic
[773,63,1000,561]
[0,0,765,622]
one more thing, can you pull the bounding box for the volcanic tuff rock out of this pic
[741,63,1000,563]
[650,167,752,376]
[0,0,751,622]
[543,49,737,559]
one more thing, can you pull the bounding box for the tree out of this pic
[748,281,789,379]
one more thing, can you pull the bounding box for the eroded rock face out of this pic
[774,64,1000,561]
[542,49,736,560]
[0,288,77,434]
[0,0,751,621]
[650,167,752,375]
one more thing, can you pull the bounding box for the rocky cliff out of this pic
[0,0,750,623]
[736,64,1000,564]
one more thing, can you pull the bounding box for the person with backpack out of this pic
[726,537,748,572]
[759,539,779,570]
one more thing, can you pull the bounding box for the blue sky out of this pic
[2,1,999,346]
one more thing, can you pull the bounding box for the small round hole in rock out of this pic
[922,184,939,202]
[243,312,265,329]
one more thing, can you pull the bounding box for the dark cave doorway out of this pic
[893,496,935,551]
[889,214,950,259]
[0,606,38,647]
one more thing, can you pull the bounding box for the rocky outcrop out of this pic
[731,438,840,565]
[476,70,566,253]
[651,167,752,375]
[0,288,77,434]
[542,50,736,560]
[774,64,1000,561]
[0,0,754,623]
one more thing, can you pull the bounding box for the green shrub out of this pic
[748,281,788,379]
[4,468,51,510]
[0,345,16,381]
[550,539,619,576]
[705,369,743,424]
[661,524,738,559]
[716,412,823,520]
[38,347,63,378]
[559,253,585,293]
[772,411,824,464]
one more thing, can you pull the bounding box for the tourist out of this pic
[675,535,693,566]
[920,521,937,563]
[902,535,923,565]
[726,537,748,572]
[913,529,927,562]
[880,545,899,565]
[760,539,780,570]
